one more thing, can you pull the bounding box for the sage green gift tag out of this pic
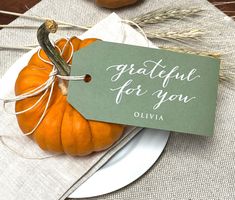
[67,41,220,136]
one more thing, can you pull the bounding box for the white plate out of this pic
[70,128,169,198]
[0,48,170,198]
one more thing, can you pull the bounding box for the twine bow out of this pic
[0,37,86,135]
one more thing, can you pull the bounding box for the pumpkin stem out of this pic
[37,20,70,76]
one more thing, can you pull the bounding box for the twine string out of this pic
[0,37,85,136]
[120,19,150,47]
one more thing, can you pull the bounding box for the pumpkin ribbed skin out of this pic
[15,37,124,156]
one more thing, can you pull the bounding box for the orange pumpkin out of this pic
[15,20,124,156]
[95,0,138,9]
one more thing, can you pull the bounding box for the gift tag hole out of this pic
[84,74,92,83]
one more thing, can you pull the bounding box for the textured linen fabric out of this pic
[0,0,235,199]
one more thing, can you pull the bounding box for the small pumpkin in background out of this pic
[15,20,124,156]
[95,0,138,9]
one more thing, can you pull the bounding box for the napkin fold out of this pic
[0,13,152,200]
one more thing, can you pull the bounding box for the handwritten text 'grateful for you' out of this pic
[106,59,200,110]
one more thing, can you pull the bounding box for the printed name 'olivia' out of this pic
[134,112,164,121]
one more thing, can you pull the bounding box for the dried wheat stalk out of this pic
[0,10,89,30]
[145,29,204,40]
[131,7,203,26]
[0,45,34,50]
[212,1,235,6]
[160,46,220,58]
[0,24,73,29]
[0,7,202,30]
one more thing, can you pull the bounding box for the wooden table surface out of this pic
[0,0,40,26]
[0,0,235,26]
